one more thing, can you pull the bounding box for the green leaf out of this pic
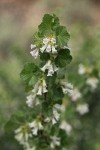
[57,68,66,79]
[52,14,60,30]
[55,26,70,46]
[20,63,41,92]
[38,14,59,36]
[33,32,42,47]
[40,52,50,61]
[55,48,72,67]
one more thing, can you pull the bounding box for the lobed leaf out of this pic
[55,26,70,47]
[55,48,72,67]
[20,63,41,92]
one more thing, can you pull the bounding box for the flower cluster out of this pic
[40,37,57,54]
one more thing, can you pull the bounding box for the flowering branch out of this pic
[14,14,73,150]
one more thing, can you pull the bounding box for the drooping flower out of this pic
[14,126,32,146]
[61,81,73,95]
[70,88,81,102]
[50,136,61,149]
[40,37,57,54]
[30,44,39,59]
[29,120,43,136]
[86,77,99,90]
[52,104,61,124]
[26,94,40,108]
[41,60,58,76]
[44,104,61,125]
[37,79,48,95]
[60,121,72,135]
[32,79,48,96]
[76,103,89,115]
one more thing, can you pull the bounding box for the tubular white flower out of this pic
[46,44,52,53]
[44,117,51,123]
[53,64,59,72]
[52,104,61,124]
[40,45,47,53]
[30,48,39,59]
[60,121,72,135]
[76,103,89,115]
[70,88,81,102]
[41,60,58,76]
[52,45,57,54]
[29,120,43,136]
[47,66,54,76]
[37,85,42,95]
[52,110,60,124]
[43,38,50,45]
[86,77,99,90]
[42,79,48,93]
[26,94,40,108]
[14,126,31,146]
[50,136,60,149]
[32,79,48,96]
[37,79,48,95]
[30,44,36,49]
[44,104,61,124]
[32,81,39,93]
[53,104,61,110]
[30,44,39,59]
[61,82,73,95]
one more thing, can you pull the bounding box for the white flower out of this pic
[37,85,42,95]
[78,64,86,75]
[70,88,81,102]
[30,44,36,49]
[86,77,99,90]
[44,117,51,123]
[53,104,61,110]
[40,37,57,54]
[52,104,61,124]
[52,45,57,54]
[32,82,39,93]
[14,126,31,146]
[61,82,73,95]
[40,45,47,53]
[41,60,58,76]
[52,110,60,124]
[29,120,43,136]
[60,121,72,135]
[37,79,48,95]
[50,136,60,149]
[26,94,40,108]
[76,104,89,115]
[30,44,39,59]
[46,44,52,53]
[32,79,48,96]
[44,104,61,125]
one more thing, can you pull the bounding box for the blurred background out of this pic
[0,0,100,149]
